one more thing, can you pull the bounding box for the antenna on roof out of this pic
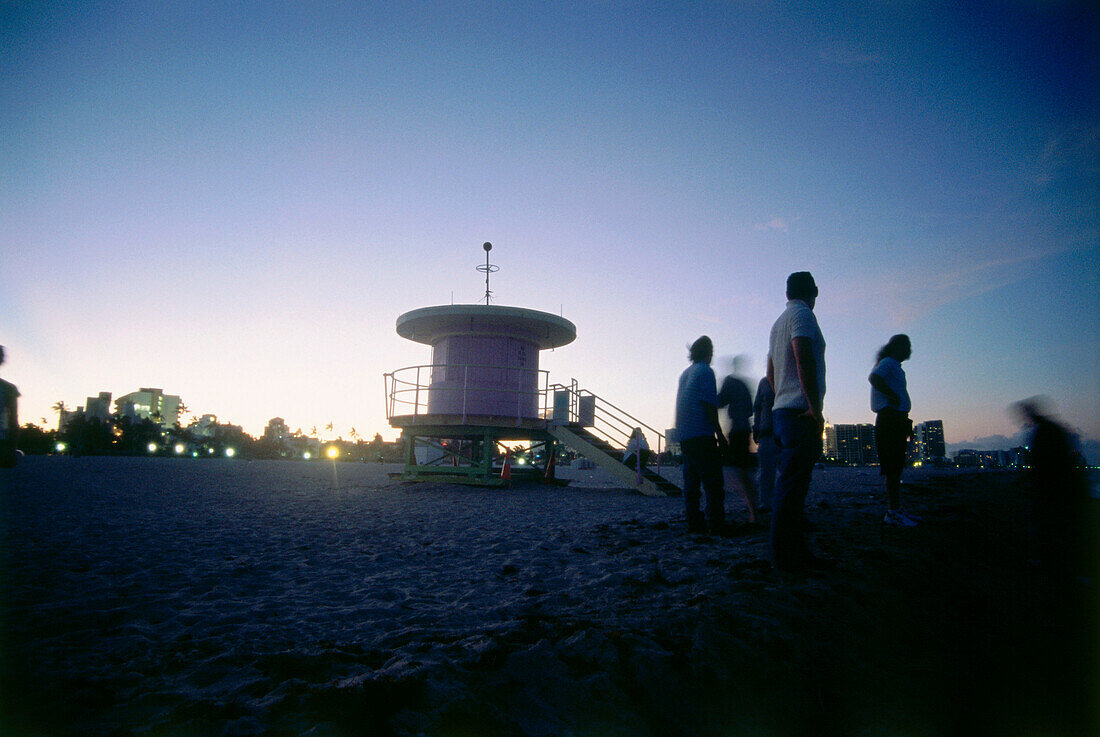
[476,241,498,304]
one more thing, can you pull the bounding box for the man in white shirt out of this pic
[766,272,826,572]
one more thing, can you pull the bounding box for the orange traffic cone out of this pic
[501,450,512,482]
[544,452,556,480]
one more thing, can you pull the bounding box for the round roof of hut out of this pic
[396,305,577,349]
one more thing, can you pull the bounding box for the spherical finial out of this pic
[483,241,492,252]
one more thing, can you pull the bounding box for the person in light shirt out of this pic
[766,272,826,572]
[869,334,918,526]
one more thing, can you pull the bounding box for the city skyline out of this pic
[3,2,1097,450]
[47,379,1049,461]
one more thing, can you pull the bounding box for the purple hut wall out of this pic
[427,335,540,418]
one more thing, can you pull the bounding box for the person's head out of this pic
[0,345,5,367]
[1014,395,1051,426]
[688,336,714,364]
[876,334,912,363]
[786,271,818,308]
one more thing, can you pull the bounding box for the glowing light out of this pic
[147,442,158,453]
[192,451,199,457]
[303,451,312,460]
[225,447,236,458]
[55,442,67,452]
[174,444,185,454]
[326,446,339,459]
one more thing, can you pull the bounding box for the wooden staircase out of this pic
[549,423,681,497]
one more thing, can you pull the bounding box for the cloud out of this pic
[837,241,1094,326]
[947,431,1099,466]
[754,217,789,233]
[1033,123,1100,188]
[817,39,884,67]
[946,432,1027,453]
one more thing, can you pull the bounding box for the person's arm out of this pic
[706,403,728,451]
[716,377,730,410]
[792,337,823,425]
[752,391,762,443]
[766,356,775,394]
[868,373,900,407]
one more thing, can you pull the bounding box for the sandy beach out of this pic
[1,457,1094,736]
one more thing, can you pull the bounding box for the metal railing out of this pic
[383,367,670,480]
[384,364,552,425]
[547,381,668,480]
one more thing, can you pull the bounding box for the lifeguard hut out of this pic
[384,243,679,494]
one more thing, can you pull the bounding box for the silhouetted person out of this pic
[767,272,826,572]
[869,334,919,526]
[753,375,776,511]
[675,336,729,534]
[623,427,650,470]
[1013,397,1093,734]
[1015,398,1088,578]
[0,346,20,468]
[718,355,758,523]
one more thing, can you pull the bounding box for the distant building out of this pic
[824,424,838,459]
[115,388,181,427]
[953,449,1004,468]
[264,417,290,443]
[828,423,878,465]
[189,414,219,438]
[1007,446,1029,469]
[914,420,946,462]
[85,392,113,422]
[58,406,82,433]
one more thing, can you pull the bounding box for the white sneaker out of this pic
[884,509,918,527]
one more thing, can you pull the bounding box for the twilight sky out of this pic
[3,1,1098,448]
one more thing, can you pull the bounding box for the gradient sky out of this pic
[3,1,1098,449]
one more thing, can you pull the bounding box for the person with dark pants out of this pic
[771,409,822,568]
[675,336,729,534]
[718,355,758,523]
[753,376,776,511]
[766,272,826,572]
[680,436,727,533]
[869,334,917,526]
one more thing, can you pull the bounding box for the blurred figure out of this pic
[767,272,826,572]
[0,346,21,468]
[1013,397,1093,734]
[623,427,650,470]
[869,334,918,526]
[675,336,729,534]
[1014,397,1088,577]
[718,355,759,523]
[753,375,776,511]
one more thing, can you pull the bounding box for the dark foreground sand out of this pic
[1,457,1095,736]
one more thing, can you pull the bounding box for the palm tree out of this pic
[52,401,68,430]
[349,427,360,443]
[325,422,334,438]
